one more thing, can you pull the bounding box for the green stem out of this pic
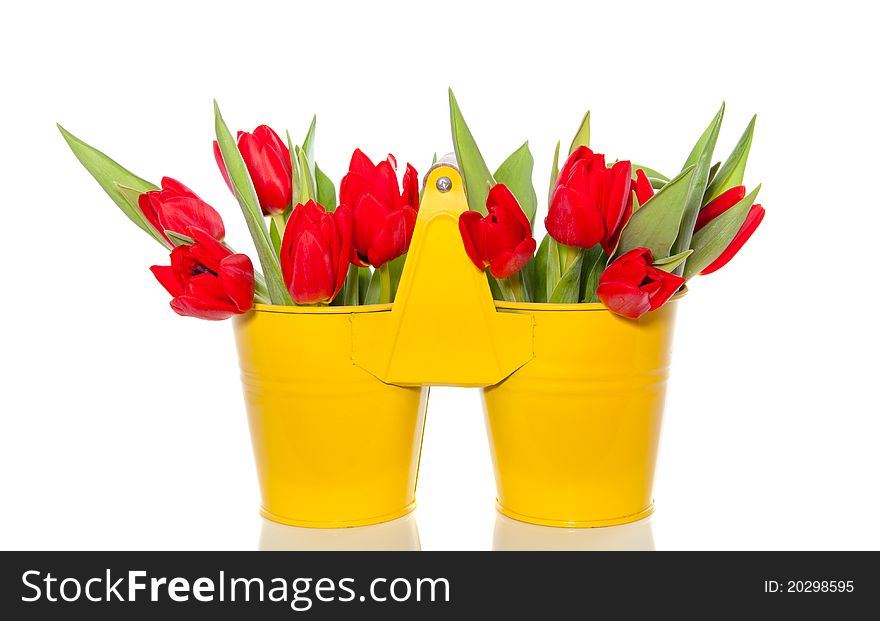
[496,271,528,303]
[343,264,360,306]
[378,263,392,304]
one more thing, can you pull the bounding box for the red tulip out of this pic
[150,227,254,320]
[213,125,291,216]
[695,186,765,275]
[280,200,353,304]
[459,184,537,278]
[138,177,225,244]
[545,146,634,254]
[339,149,419,268]
[596,248,685,319]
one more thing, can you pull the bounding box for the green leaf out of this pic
[213,100,290,305]
[301,115,317,190]
[296,146,316,203]
[487,274,504,301]
[286,130,302,205]
[524,233,550,303]
[57,125,170,248]
[630,190,643,214]
[549,251,584,303]
[704,115,756,204]
[631,163,669,183]
[493,141,538,223]
[672,103,725,273]
[315,162,336,210]
[388,253,407,301]
[546,237,563,301]
[568,110,590,154]
[269,218,282,255]
[165,230,194,247]
[706,161,721,188]
[448,88,494,214]
[616,165,697,259]
[652,249,692,273]
[548,140,561,202]
[357,267,371,305]
[579,245,606,303]
[684,185,761,280]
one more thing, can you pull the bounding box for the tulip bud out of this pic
[694,186,765,275]
[339,149,419,268]
[138,177,225,244]
[545,146,634,255]
[214,125,292,216]
[459,184,537,279]
[596,248,684,319]
[150,227,254,320]
[279,201,353,305]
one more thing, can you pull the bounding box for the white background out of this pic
[1,0,878,550]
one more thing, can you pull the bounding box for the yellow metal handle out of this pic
[351,164,534,387]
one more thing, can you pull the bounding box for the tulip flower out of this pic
[138,177,225,244]
[279,200,353,305]
[339,149,419,269]
[213,125,292,216]
[150,227,255,320]
[459,184,536,287]
[596,248,685,319]
[694,185,765,275]
[545,146,634,255]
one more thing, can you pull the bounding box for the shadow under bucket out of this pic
[234,304,428,528]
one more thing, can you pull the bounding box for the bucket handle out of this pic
[351,160,534,387]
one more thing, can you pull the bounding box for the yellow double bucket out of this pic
[234,163,678,528]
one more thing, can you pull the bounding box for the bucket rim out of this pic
[494,288,686,312]
[250,303,393,315]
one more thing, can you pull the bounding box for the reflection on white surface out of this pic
[259,513,421,551]
[493,512,655,551]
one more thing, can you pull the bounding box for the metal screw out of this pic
[436,176,452,193]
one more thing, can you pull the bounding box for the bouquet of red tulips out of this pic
[60,102,420,319]
[450,90,765,318]
[60,94,764,322]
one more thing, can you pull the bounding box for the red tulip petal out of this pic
[645,267,685,310]
[545,186,604,248]
[596,281,652,319]
[150,265,185,297]
[459,211,487,270]
[603,161,633,250]
[156,195,225,241]
[238,132,291,215]
[633,168,654,205]
[138,193,168,242]
[213,141,234,194]
[352,193,391,263]
[375,158,401,207]
[695,185,747,231]
[401,163,420,210]
[700,204,765,275]
[219,253,255,312]
[331,205,354,301]
[289,230,335,304]
[348,148,375,176]
[367,206,417,268]
[557,145,595,186]
[169,295,239,320]
[489,236,537,279]
[252,125,291,176]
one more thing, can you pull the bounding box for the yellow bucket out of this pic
[483,297,680,527]
[233,304,428,528]
[233,161,679,530]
